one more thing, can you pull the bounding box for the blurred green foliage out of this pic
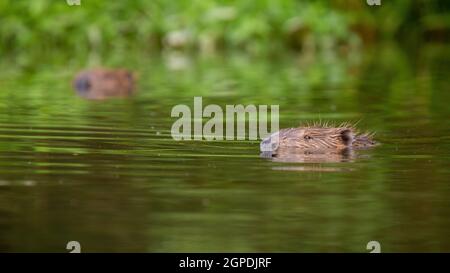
[0,0,448,59]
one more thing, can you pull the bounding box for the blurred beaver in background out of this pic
[260,122,377,162]
[73,68,136,100]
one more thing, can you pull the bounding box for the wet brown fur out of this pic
[261,121,376,155]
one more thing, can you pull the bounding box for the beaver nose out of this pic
[72,68,135,100]
[74,76,91,93]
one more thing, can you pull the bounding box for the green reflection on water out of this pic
[0,43,449,252]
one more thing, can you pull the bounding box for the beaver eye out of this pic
[304,135,313,140]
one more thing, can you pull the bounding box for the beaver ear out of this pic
[340,129,354,146]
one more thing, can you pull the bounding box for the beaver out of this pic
[73,68,135,100]
[260,122,377,159]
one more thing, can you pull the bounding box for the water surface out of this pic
[0,44,449,252]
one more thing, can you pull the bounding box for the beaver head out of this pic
[73,68,135,100]
[260,123,376,155]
